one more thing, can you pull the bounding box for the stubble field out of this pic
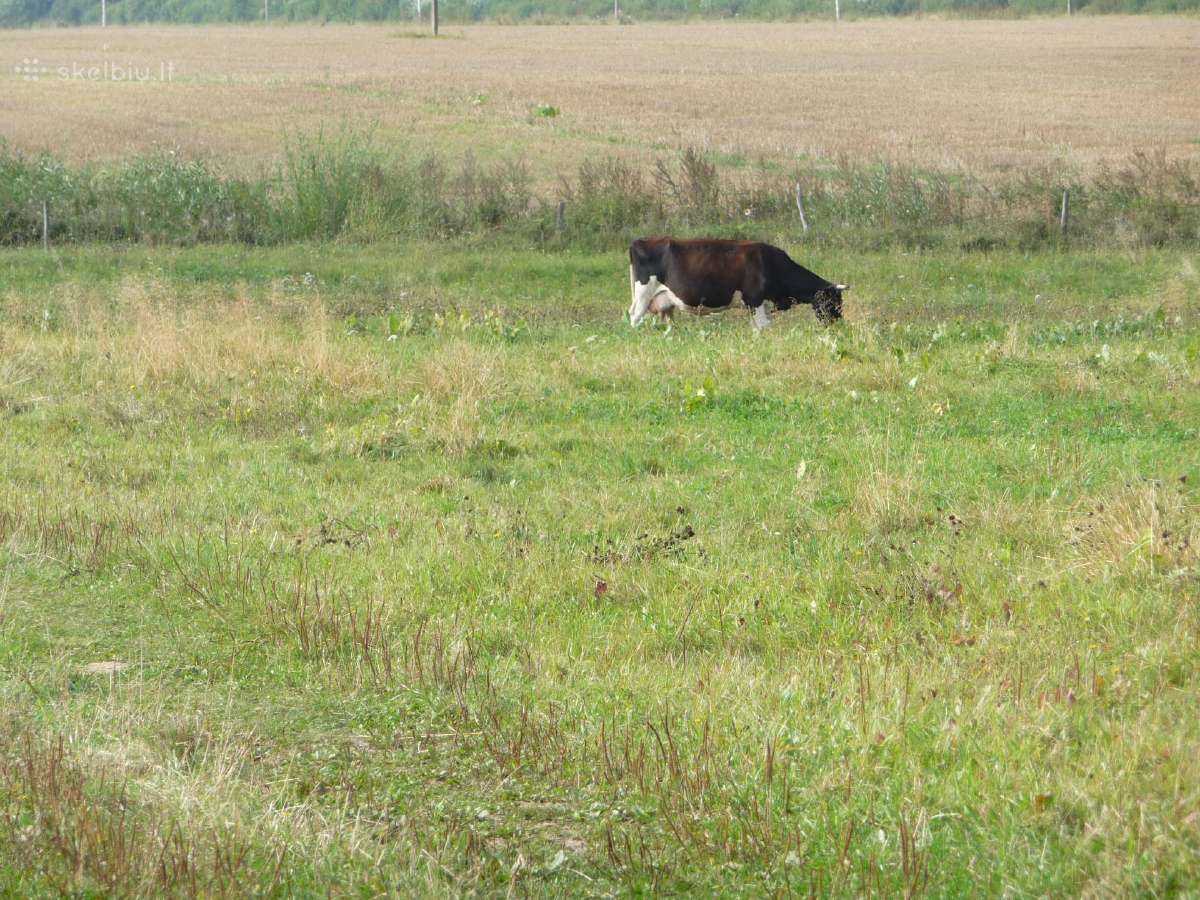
[1,15,1199,899]
[2,18,1199,176]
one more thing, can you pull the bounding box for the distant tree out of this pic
[0,0,55,25]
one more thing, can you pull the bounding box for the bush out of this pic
[1,133,1196,252]
[561,157,661,244]
[273,127,385,241]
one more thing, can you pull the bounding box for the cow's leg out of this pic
[751,302,771,331]
[629,272,662,327]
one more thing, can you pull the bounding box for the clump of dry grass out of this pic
[0,497,151,573]
[709,334,845,391]
[1068,480,1197,578]
[261,569,395,685]
[77,281,383,393]
[849,437,926,535]
[0,730,268,897]
[417,340,504,453]
[1052,362,1102,395]
[0,332,37,412]
[854,468,923,535]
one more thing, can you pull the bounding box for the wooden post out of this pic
[1066,0,1071,13]
[431,0,438,35]
[835,0,840,20]
[264,0,269,22]
[556,200,566,235]
[794,185,809,233]
[1059,189,1070,237]
[42,200,49,251]
[614,0,619,17]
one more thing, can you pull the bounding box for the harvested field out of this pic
[3,18,1199,177]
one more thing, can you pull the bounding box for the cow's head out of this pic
[813,284,846,324]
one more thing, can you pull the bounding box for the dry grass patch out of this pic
[849,436,926,536]
[1068,481,1197,579]
[0,496,153,573]
[75,284,385,393]
[418,340,505,453]
[0,730,269,897]
[1052,361,1103,396]
[709,333,846,390]
[0,331,37,399]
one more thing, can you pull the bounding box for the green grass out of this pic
[1,242,1198,895]
[5,137,1197,252]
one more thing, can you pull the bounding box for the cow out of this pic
[628,238,846,331]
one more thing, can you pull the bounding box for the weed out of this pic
[3,136,1197,251]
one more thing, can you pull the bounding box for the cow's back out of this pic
[655,239,765,307]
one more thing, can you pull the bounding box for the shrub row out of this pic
[2,133,1197,251]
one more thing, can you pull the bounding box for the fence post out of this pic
[42,199,49,251]
[794,185,809,233]
[431,0,438,35]
[1059,189,1070,238]
[556,200,566,235]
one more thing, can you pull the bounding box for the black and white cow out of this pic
[628,238,846,330]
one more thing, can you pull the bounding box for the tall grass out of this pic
[273,126,385,241]
[1,133,1196,251]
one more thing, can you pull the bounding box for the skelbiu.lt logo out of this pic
[13,49,175,82]
[14,58,48,81]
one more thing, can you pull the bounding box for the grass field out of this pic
[3,19,1200,178]
[1,242,1198,894]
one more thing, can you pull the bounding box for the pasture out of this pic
[1,243,1198,894]
[1,15,1199,898]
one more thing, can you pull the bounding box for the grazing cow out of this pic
[628,238,846,330]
